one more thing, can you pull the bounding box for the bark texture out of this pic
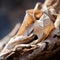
[0,0,60,60]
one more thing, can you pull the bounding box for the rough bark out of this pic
[0,0,60,60]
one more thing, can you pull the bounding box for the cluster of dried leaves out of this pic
[0,0,60,60]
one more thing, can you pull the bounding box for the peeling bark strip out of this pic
[0,0,60,60]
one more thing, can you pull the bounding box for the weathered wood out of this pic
[0,0,60,60]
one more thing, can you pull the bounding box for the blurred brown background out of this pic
[0,0,44,40]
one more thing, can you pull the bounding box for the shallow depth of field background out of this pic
[0,0,44,40]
